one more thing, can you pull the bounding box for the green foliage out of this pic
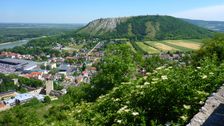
[196,33,224,62]
[90,44,137,99]
[69,56,224,126]
[53,82,63,91]
[44,96,51,103]
[18,77,43,88]
[144,56,168,72]
[0,73,43,93]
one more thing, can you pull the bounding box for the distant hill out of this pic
[0,23,84,43]
[182,19,224,32]
[0,23,84,29]
[78,15,214,40]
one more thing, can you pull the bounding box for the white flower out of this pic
[77,110,81,113]
[124,109,130,112]
[168,66,173,69]
[99,95,105,99]
[152,78,159,81]
[180,115,188,121]
[151,81,157,84]
[156,66,164,70]
[117,120,122,123]
[199,101,204,105]
[126,101,130,104]
[144,82,150,85]
[196,91,209,96]
[161,75,168,80]
[136,85,140,88]
[209,72,214,75]
[114,98,120,102]
[132,112,139,116]
[183,105,191,110]
[146,72,151,75]
[117,106,128,113]
[197,67,201,69]
[201,75,207,79]
[153,70,158,73]
[164,68,169,71]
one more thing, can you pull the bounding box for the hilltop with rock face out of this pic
[78,15,214,40]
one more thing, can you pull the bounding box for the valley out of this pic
[0,13,224,126]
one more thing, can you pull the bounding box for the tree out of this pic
[195,33,224,63]
[90,44,137,100]
[44,96,51,103]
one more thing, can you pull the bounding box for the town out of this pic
[0,41,104,111]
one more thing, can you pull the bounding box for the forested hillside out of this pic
[78,15,214,40]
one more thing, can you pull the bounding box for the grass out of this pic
[126,42,136,53]
[136,42,159,54]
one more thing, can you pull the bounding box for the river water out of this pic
[0,37,44,50]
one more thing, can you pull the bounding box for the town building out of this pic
[0,58,37,73]
[46,80,54,95]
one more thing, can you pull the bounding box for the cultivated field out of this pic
[127,39,202,54]
[126,42,136,53]
[165,40,202,50]
[136,42,159,54]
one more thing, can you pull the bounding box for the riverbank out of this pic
[0,40,27,46]
[0,36,45,50]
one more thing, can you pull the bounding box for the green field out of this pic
[127,39,203,54]
[136,42,160,54]
[126,42,136,53]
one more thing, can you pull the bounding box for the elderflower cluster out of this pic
[117,105,130,113]
[201,75,207,79]
[183,104,191,110]
[161,75,168,80]
[132,112,139,116]
[116,120,122,123]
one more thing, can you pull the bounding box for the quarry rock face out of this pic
[78,17,129,35]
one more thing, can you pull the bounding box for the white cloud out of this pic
[171,5,224,21]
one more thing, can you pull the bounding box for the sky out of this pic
[0,0,224,23]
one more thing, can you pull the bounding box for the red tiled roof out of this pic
[0,103,5,108]
[24,72,42,78]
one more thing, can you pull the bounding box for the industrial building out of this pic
[0,58,37,73]
[3,93,45,106]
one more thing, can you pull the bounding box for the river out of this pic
[0,36,45,50]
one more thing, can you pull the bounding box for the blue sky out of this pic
[1,0,224,23]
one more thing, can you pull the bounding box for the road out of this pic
[86,42,102,56]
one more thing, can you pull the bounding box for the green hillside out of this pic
[78,15,214,40]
